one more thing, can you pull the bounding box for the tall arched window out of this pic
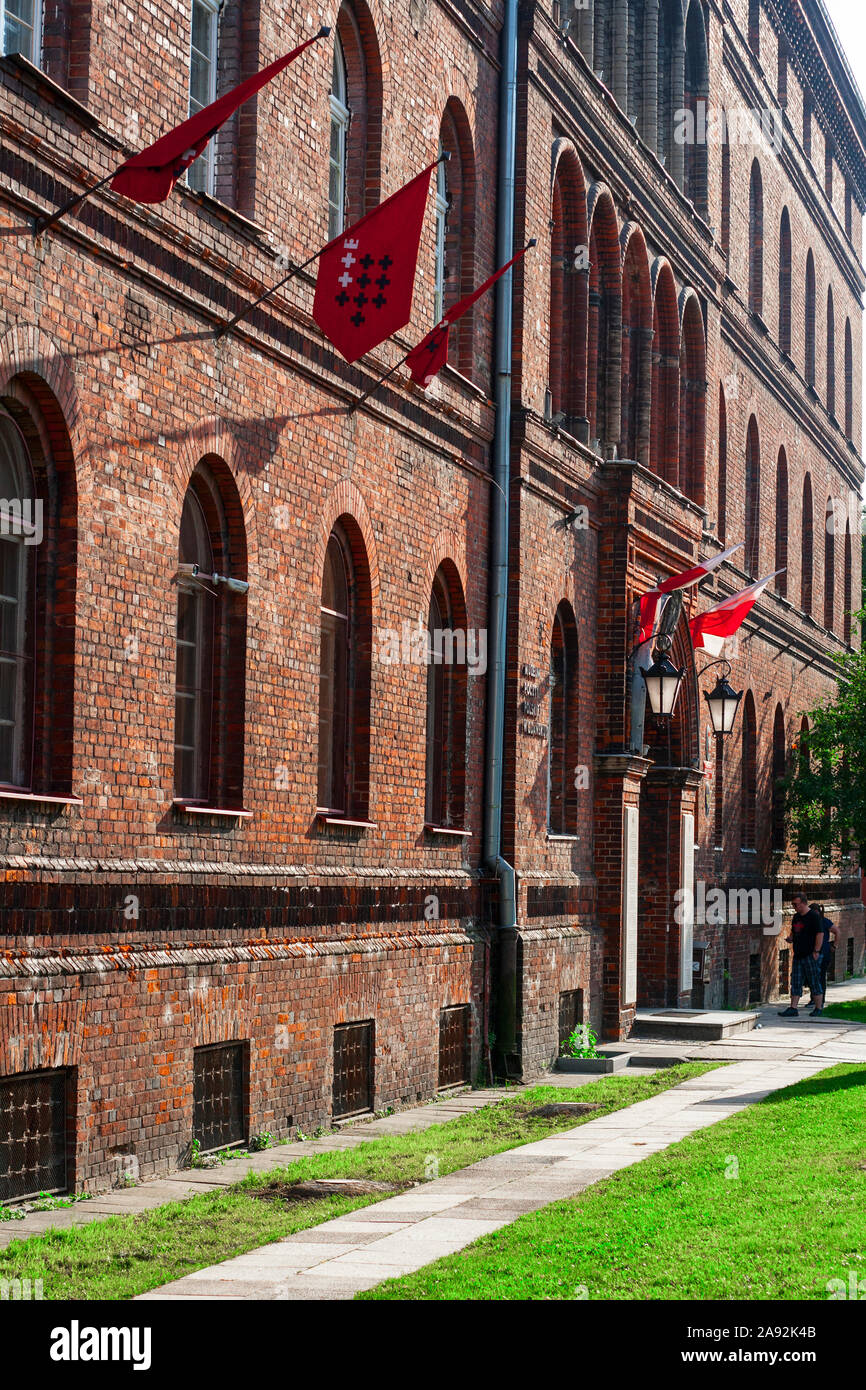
[720,116,730,260]
[679,293,706,503]
[0,411,35,789]
[549,150,588,434]
[331,2,382,228]
[318,518,371,818]
[548,601,580,836]
[657,0,683,174]
[775,448,788,597]
[187,0,220,196]
[586,193,621,454]
[778,208,792,353]
[745,415,760,576]
[435,101,475,370]
[328,33,350,238]
[620,229,651,464]
[826,285,836,417]
[741,691,757,851]
[174,461,247,808]
[844,318,854,438]
[824,496,835,631]
[805,250,816,387]
[771,704,786,852]
[797,716,810,853]
[801,473,813,615]
[684,1,709,214]
[748,161,763,316]
[650,262,679,483]
[425,564,467,829]
[844,520,852,644]
[777,37,788,106]
[717,383,727,543]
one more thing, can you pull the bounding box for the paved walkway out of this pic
[3,978,863,1255]
[139,1053,835,1300]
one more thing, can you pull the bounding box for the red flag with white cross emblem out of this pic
[313,160,438,363]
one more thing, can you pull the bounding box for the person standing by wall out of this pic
[778,893,825,1018]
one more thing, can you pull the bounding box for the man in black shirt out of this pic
[778,892,825,1017]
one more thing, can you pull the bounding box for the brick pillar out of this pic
[642,0,659,151]
[604,291,623,459]
[671,12,686,190]
[594,753,651,1039]
[613,0,629,113]
[637,766,703,1008]
[578,0,594,64]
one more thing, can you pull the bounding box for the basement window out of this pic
[192,1042,247,1154]
[438,1005,471,1089]
[0,1067,70,1203]
[333,1021,374,1118]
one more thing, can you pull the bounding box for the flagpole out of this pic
[214,246,327,337]
[33,169,118,238]
[346,343,420,414]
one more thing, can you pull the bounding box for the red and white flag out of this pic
[689,571,784,655]
[638,544,742,645]
[313,162,437,363]
[406,242,535,388]
[111,29,326,203]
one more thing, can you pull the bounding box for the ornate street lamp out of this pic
[703,662,743,736]
[640,634,685,718]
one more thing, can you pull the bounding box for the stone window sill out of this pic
[172,800,252,819]
[424,824,472,838]
[0,789,83,808]
[316,812,376,830]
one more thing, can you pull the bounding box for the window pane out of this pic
[4,0,36,60]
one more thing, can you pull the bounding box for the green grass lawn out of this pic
[0,1064,716,1300]
[360,1063,866,1301]
[822,998,866,1024]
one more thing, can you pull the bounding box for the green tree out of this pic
[785,613,866,869]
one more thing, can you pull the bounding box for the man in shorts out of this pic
[778,892,825,1018]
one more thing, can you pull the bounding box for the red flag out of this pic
[111,28,327,204]
[313,162,437,363]
[407,242,535,387]
[637,544,742,644]
[689,571,783,655]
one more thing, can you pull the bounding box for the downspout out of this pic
[484,0,520,1079]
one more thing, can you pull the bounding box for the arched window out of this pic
[0,410,35,789]
[425,564,467,829]
[679,294,706,502]
[844,318,853,438]
[748,161,763,316]
[328,33,350,238]
[331,2,382,228]
[741,691,757,851]
[586,193,621,454]
[650,262,679,483]
[620,229,651,463]
[717,383,727,543]
[2,0,42,62]
[548,601,580,836]
[805,250,816,387]
[657,0,683,175]
[174,461,247,807]
[775,448,788,596]
[824,496,835,631]
[844,520,852,644]
[0,385,75,797]
[318,518,371,818]
[745,415,760,576]
[777,36,788,106]
[684,1,709,214]
[549,150,588,433]
[826,286,836,417]
[771,704,786,852]
[801,474,813,616]
[778,208,792,354]
[720,117,730,260]
[435,101,475,370]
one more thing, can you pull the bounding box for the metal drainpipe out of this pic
[484,0,520,1079]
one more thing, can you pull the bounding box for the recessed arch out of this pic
[620,222,652,464]
[650,258,679,484]
[678,290,706,503]
[549,142,589,432]
[586,185,622,454]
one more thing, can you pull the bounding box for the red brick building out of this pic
[0,0,863,1197]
